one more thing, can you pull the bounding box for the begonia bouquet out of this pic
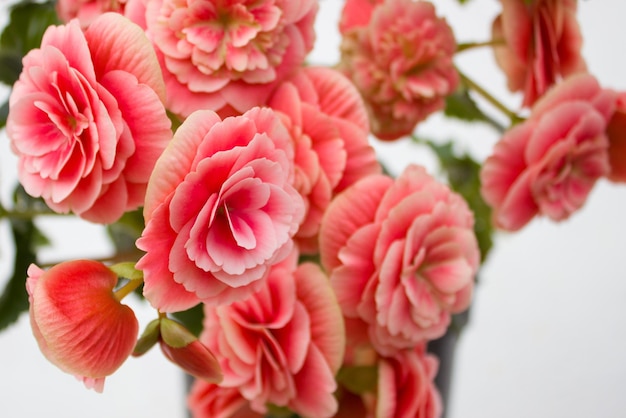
[0,0,624,417]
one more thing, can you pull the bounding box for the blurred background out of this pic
[1,1,625,417]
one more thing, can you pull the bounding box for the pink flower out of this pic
[338,0,458,140]
[375,346,442,418]
[135,107,304,312]
[268,66,381,253]
[492,0,587,107]
[606,92,626,183]
[480,74,616,231]
[320,164,479,355]
[26,260,139,392]
[56,0,127,28]
[7,14,171,224]
[338,0,382,34]
[200,251,345,417]
[188,383,264,418]
[144,0,318,118]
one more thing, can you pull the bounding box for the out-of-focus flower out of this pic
[136,108,304,312]
[492,0,587,107]
[320,164,479,355]
[200,251,345,417]
[375,346,442,418]
[606,92,626,183]
[144,0,318,118]
[268,66,381,253]
[338,0,382,34]
[338,0,458,140]
[56,0,127,27]
[26,260,139,392]
[480,74,616,231]
[6,13,171,224]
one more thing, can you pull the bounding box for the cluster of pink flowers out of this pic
[8,0,626,416]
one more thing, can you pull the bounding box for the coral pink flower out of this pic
[338,0,382,34]
[6,13,171,224]
[606,92,626,183]
[480,74,616,231]
[136,108,304,312]
[320,164,479,355]
[338,0,458,140]
[200,251,345,417]
[26,260,139,392]
[492,0,587,107]
[375,346,442,418]
[144,0,318,118]
[188,383,264,418]
[268,66,381,253]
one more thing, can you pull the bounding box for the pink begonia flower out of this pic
[26,260,139,392]
[492,0,587,107]
[606,92,626,183]
[268,66,381,253]
[480,74,616,231]
[375,346,442,418]
[6,13,171,224]
[200,251,345,417]
[144,0,318,118]
[188,383,264,418]
[135,108,304,312]
[338,0,458,140]
[320,164,479,355]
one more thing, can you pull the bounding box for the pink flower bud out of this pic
[26,260,139,392]
[158,318,222,383]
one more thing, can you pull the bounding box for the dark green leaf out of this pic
[0,185,51,330]
[171,303,205,338]
[0,1,59,85]
[0,100,9,130]
[106,208,145,254]
[0,50,22,85]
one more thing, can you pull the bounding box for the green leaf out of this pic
[133,318,161,357]
[336,365,378,395]
[0,100,9,130]
[106,208,145,254]
[1,1,60,53]
[0,218,38,330]
[0,49,23,85]
[0,185,51,330]
[171,303,205,338]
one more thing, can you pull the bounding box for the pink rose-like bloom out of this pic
[492,0,587,107]
[375,346,442,418]
[7,14,171,224]
[145,0,318,118]
[339,0,459,140]
[136,107,304,312]
[26,260,139,392]
[338,0,382,34]
[320,164,479,355]
[268,66,381,253]
[606,91,626,183]
[188,383,264,418]
[480,74,616,231]
[200,251,345,417]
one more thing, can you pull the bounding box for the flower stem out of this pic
[457,69,523,124]
[456,38,505,53]
[114,278,143,302]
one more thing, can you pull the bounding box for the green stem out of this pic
[114,277,143,302]
[0,207,62,220]
[456,38,505,53]
[457,69,523,124]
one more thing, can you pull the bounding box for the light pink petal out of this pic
[85,12,166,102]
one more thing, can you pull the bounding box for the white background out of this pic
[1,1,626,417]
